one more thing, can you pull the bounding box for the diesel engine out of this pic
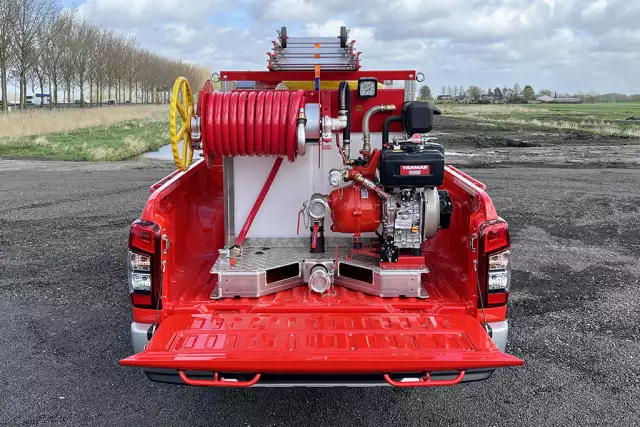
[323,100,453,263]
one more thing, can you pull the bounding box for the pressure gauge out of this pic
[329,169,344,188]
[358,77,378,99]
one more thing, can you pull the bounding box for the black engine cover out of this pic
[378,144,445,187]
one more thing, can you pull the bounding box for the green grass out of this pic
[0,119,169,161]
[441,102,640,138]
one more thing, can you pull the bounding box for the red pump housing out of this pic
[328,185,382,234]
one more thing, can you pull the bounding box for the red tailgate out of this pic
[121,313,522,375]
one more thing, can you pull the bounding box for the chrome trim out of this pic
[222,157,235,246]
[488,320,509,352]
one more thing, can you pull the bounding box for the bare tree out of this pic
[73,18,94,106]
[59,16,75,106]
[0,0,17,111]
[11,0,59,108]
[4,3,210,110]
[42,12,71,107]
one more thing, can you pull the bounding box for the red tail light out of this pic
[478,219,511,308]
[128,220,161,309]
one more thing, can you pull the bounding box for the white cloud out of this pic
[76,0,640,93]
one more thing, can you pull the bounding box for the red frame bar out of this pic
[220,70,417,84]
[178,371,261,387]
[383,371,465,388]
[235,157,283,246]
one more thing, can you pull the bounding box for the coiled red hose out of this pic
[202,90,304,166]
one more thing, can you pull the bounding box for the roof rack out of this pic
[268,26,361,71]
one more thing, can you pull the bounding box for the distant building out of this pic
[537,95,582,104]
[478,94,496,104]
[437,95,452,101]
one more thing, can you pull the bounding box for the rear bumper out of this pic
[143,369,495,387]
[129,320,510,387]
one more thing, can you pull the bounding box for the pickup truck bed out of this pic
[121,160,523,387]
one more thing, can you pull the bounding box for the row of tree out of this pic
[420,84,640,104]
[0,0,210,111]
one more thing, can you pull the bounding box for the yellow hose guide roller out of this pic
[169,76,195,171]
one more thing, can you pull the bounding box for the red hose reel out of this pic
[199,89,305,167]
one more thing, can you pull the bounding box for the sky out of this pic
[73,0,640,94]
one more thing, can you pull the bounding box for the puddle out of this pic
[141,143,202,161]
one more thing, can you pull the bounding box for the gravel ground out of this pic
[433,116,640,168]
[1,158,639,427]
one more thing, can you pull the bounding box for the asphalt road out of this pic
[1,160,639,426]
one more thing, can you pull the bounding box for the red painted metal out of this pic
[422,166,498,306]
[383,372,465,388]
[447,165,488,190]
[328,184,382,234]
[220,70,417,83]
[178,371,261,387]
[336,90,404,133]
[346,149,381,181]
[235,157,283,247]
[120,312,523,373]
[380,255,427,270]
[149,169,181,193]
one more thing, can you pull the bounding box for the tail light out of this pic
[128,220,161,308]
[478,219,511,307]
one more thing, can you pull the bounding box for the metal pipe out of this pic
[223,157,235,246]
[234,157,283,247]
[362,104,396,155]
[221,80,235,247]
[382,115,403,146]
[404,79,416,102]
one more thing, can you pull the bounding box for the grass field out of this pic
[441,102,640,138]
[0,105,170,161]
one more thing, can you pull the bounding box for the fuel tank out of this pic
[328,184,382,234]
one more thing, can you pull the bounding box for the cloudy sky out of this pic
[74,0,640,94]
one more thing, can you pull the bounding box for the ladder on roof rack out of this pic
[268,26,361,72]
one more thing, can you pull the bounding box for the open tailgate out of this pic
[121,313,522,381]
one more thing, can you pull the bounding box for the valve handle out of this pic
[311,223,319,249]
[296,208,305,235]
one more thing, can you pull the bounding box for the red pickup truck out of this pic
[120,27,523,388]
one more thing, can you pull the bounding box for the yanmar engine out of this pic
[377,102,451,262]
[327,100,453,263]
